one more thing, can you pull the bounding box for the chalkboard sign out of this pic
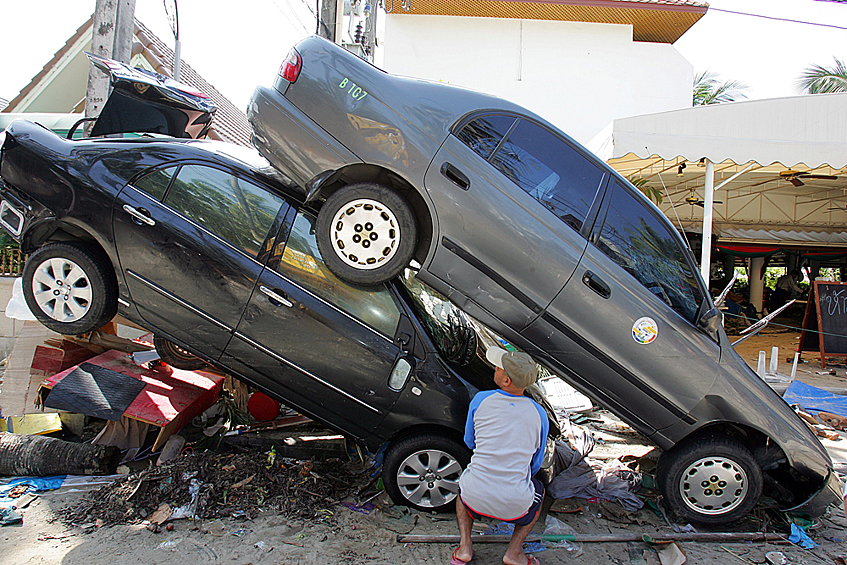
[798,281,847,367]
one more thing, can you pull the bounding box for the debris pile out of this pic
[59,448,369,527]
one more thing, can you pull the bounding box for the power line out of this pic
[268,0,312,34]
[709,7,847,31]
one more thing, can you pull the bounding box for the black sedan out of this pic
[0,117,556,513]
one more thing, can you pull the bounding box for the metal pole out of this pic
[699,159,715,288]
[174,38,182,81]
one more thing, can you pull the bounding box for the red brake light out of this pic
[279,48,302,83]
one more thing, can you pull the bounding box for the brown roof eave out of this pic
[3,16,94,113]
[511,0,708,15]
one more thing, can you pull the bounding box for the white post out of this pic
[174,38,182,81]
[769,346,779,375]
[750,256,765,316]
[699,159,715,288]
[334,0,345,44]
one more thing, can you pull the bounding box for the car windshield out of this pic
[399,271,478,366]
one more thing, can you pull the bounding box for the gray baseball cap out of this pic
[486,346,537,389]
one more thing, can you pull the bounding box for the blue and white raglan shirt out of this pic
[458,389,549,520]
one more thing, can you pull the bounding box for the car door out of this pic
[423,114,604,331]
[113,163,288,358]
[522,180,720,436]
[221,210,409,437]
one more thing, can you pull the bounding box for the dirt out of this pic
[4,410,847,565]
[3,326,847,564]
[5,471,847,565]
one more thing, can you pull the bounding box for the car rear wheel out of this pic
[657,435,762,525]
[154,335,208,370]
[316,183,417,286]
[383,433,470,513]
[22,241,117,335]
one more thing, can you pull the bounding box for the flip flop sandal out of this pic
[450,548,473,565]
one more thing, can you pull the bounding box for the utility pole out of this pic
[85,0,137,131]
[318,0,343,43]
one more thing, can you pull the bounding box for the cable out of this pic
[709,7,847,31]
[268,0,312,34]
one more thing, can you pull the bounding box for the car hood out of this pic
[86,53,217,139]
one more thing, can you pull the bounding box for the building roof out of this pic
[3,16,251,147]
[133,20,251,146]
[387,0,707,43]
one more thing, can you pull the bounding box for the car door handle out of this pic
[582,270,611,299]
[122,204,156,226]
[260,285,294,308]
[440,162,470,190]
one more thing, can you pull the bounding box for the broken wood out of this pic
[397,532,786,544]
[0,432,120,476]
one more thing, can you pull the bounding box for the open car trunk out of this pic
[83,53,217,139]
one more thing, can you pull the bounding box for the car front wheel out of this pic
[316,183,417,286]
[383,433,470,513]
[22,241,118,335]
[657,435,763,525]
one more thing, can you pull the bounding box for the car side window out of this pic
[490,119,604,233]
[455,115,516,160]
[595,182,704,324]
[164,165,285,259]
[132,166,176,200]
[276,212,401,337]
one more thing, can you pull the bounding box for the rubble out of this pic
[58,447,370,527]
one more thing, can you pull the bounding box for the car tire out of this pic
[153,335,208,370]
[316,183,417,286]
[383,433,471,513]
[22,241,118,335]
[657,435,763,525]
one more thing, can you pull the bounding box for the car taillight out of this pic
[279,48,302,83]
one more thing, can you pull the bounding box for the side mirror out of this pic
[697,307,723,340]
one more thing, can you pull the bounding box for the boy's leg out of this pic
[454,496,474,563]
[503,509,540,565]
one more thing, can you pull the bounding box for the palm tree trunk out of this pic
[0,432,120,476]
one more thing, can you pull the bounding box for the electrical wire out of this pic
[646,148,693,252]
[709,7,847,31]
[268,0,312,34]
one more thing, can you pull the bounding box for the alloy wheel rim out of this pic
[679,456,748,515]
[395,448,462,508]
[31,257,92,322]
[330,198,400,270]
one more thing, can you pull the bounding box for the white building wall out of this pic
[381,15,693,145]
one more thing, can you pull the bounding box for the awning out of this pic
[587,93,847,283]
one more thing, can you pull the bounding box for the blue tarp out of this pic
[783,380,847,417]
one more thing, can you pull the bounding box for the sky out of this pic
[0,0,845,110]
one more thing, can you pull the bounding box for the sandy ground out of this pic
[4,479,847,565]
[3,327,847,564]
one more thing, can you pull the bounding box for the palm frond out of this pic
[798,57,847,94]
[693,70,749,105]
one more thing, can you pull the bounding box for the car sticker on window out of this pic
[632,317,658,345]
[339,78,369,101]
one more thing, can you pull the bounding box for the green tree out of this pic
[693,70,748,105]
[798,57,847,94]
